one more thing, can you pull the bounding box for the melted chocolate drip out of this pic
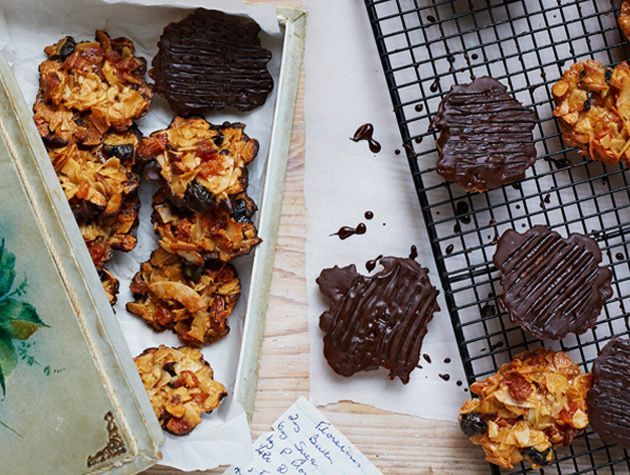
[423,353,432,364]
[409,245,418,260]
[151,9,273,114]
[415,103,424,112]
[480,302,496,318]
[455,201,471,224]
[494,225,612,340]
[615,252,625,261]
[439,373,450,381]
[316,257,440,383]
[365,254,383,272]
[431,77,537,192]
[489,341,504,352]
[445,244,455,255]
[588,338,630,448]
[351,123,381,153]
[364,210,374,220]
[331,223,367,240]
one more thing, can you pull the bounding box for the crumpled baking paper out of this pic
[0,0,282,470]
[304,0,467,423]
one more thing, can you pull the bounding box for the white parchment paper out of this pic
[304,0,628,424]
[304,0,467,423]
[0,0,282,470]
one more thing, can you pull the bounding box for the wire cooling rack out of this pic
[364,0,630,474]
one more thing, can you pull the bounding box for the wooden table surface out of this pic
[147,1,488,473]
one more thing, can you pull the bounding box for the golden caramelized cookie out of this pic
[459,349,591,470]
[81,193,140,269]
[48,137,141,221]
[98,268,119,306]
[620,1,630,41]
[552,60,630,164]
[37,31,152,133]
[134,345,227,435]
[152,189,261,265]
[127,248,240,346]
[137,117,259,211]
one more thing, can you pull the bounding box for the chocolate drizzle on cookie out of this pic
[316,257,440,383]
[493,225,612,340]
[588,338,630,448]
[151,9,273,114]
[431,77,537,192]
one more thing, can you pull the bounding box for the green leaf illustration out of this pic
[0,240,16,299]
[0,331,16,396]
[0,299,47,340]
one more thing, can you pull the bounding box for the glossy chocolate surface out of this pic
[588,338,630,448]
[494,225,612,340]
[316,257,439,383]
[151,9,273,114]
[432,77,537,192]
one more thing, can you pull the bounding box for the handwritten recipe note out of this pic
[225,397,382,475]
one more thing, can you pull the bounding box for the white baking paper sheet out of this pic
[0,0,282,470]
[305,0,628,424]
[304,0,467,423]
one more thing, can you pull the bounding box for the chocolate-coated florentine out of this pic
[151,9,273,114]
[588,338,630,448]
[494,226,612,340]
[431,77,537,192]
[316,257,439,383]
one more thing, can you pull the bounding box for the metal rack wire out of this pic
[364,0,630,473]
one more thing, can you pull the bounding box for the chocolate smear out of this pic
[351,123,381,153]
[431,77,537,192]
[331,223,366,240]
[493,225,612,340]
[588,338,630,448]
[316,257,440,383]
[151,9,273,114]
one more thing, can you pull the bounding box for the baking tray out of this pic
[364,0,630,474]
[234,7,306,420]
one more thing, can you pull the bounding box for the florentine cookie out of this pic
[134,345,227,435]
[37,31,152,133]
[620,1,630,41]
[431,77,537,192]
[494,226,612,340]
[152,189,261,265]
[151,9,273,114]
[587,338,630,448]
[127,248,240,346]
[316,257,439,383]
[98,268,120,306]
[459,349,591,470]
[138,117,259,211]
[80,193,140,269]
[553,60,630,163]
